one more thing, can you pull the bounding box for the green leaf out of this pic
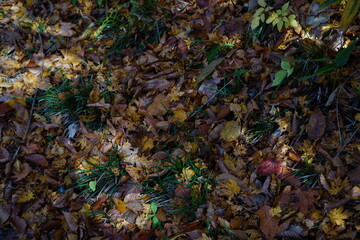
[231,69,248,76]
[258,0,267,8]
[255,8,265,16]
[272,18,278,26]
[150,202,158,213]
[286,67,294,76]
[273,70,287,86]
[319,0,341,10]
[260,13,265,22]
[335,39,358,67]
[281,60,291,70]
[299,64,338,81]
[251,17,261,29]
[89,181,97,192]
[266,13,276,24]
[282,2,289,12]
[289,16,298,27]
[152,215,159,224]
[277,20,284,31]
[340,0,360,30]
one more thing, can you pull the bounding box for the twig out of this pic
[335,88,343,145]
[335,128,358,158]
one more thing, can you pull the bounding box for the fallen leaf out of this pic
[327,207,351,226]
[24,154,48,167]
[220,121,241,142]
[306,107,326,140]
[258,205,280,239]
[63,211,78,232]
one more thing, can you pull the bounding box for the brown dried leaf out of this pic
[63,211,78,232]
[0,103,13,115]
[0,204,10,225]
[24,154,48,167]
[11,163,32,182]
[258,205,280,239]
[9,215,27,232]
[0,147,10,163]
[306,107,326,140]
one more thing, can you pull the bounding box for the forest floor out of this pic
[0,0,360,239]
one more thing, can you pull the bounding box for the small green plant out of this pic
[69,146,126,199]
[272,60,294,87]
[148,202,162,229]
[251,0,273,29]
[296,39,358,81]
[265,2,297,31]
[251,0,297,31]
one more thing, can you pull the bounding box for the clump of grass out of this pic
[246,118,277,145]
[69,146,126,199]
[142,151,212,220]
[37,77,106,130]
[292,157,319,188]
[92,0,168,57]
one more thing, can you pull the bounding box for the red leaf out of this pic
[258,158,282,176]
[24,154,48,167]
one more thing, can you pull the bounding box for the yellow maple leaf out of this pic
[141,136,154,151]
[327,207,351,226]
[60,45,82,69]
[220,121,241,142]
[17,191,34,203]
[328,177,348,195]
[182,167,196,183]
[113,198,127,213]
[220,179,241,199]
[172,109,187,123]
[269,205,282,218]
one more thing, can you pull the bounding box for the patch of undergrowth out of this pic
[272,38,359,87]
[246,117,277,145]
[37,76,107,130]
[143,150,212,220]
[92,0,168,57]
[292,156,320,188]
[69,146,126,199]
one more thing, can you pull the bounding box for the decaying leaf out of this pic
[258,205,280,239]
[24,154,48,167]
[220,121,241,142]
[306,107,326,140]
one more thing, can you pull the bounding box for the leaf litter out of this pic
[0,0,359,239]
